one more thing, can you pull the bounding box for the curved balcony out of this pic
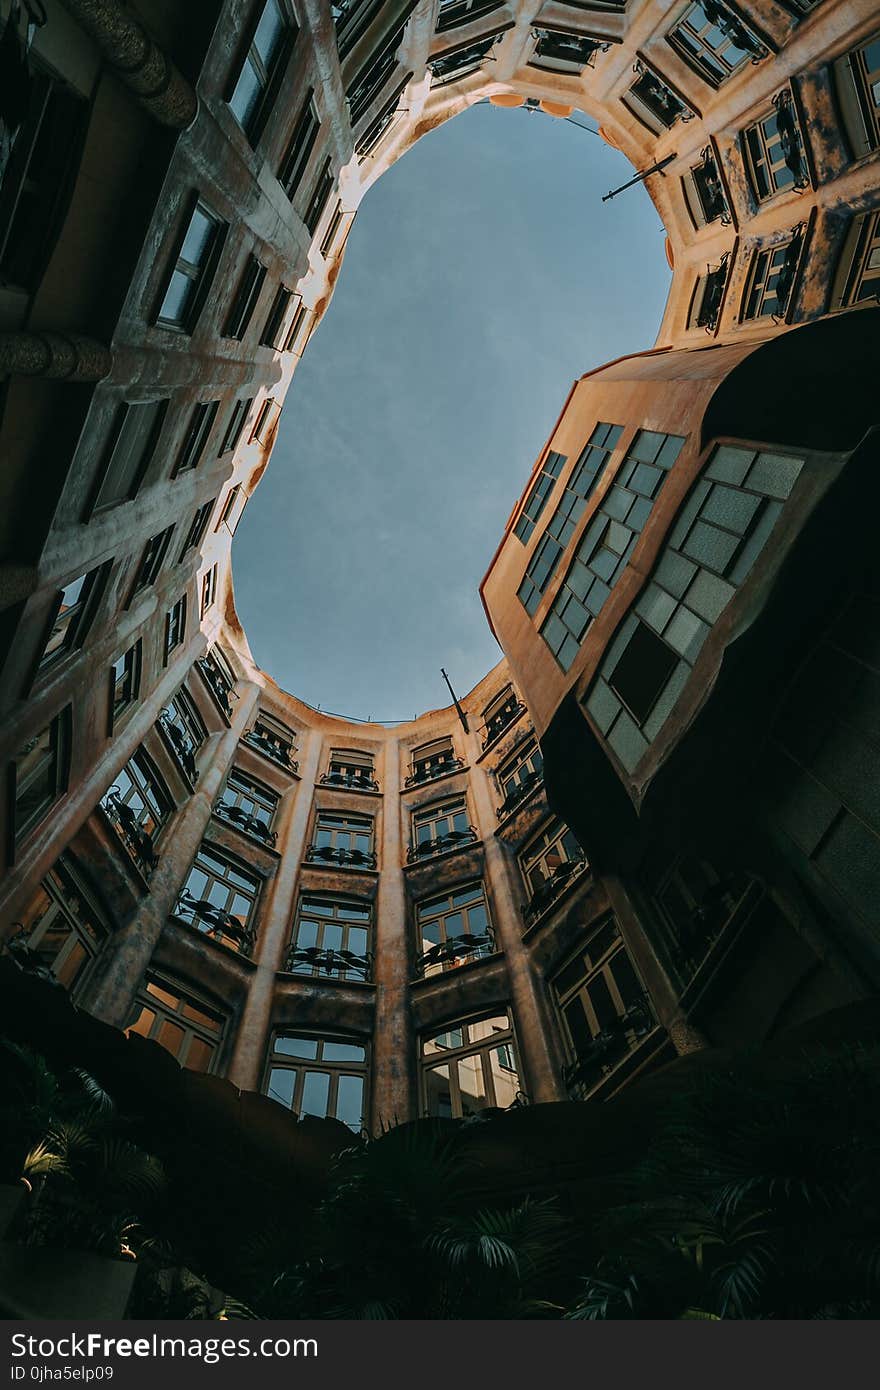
[319,770,379,792]
[481,701,526,751]
[773,90,809,191]
[523,855,588,926]
[774,224,806,320]
[404,757,465,788]
[406,826,478,863]
[495,768,543,821]
[416,931,494,977]
[158,711,199,782]
[213,800,277,847]
[196,657,234,717]
[701,0,767,59]
[171,890,256,957]
[282,944,373,982]
[100,790,159,879]
[305,844,378,871]
[242,728,298,773]
[562,996,655,1097]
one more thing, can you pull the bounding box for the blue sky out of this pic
[233,101,671,722]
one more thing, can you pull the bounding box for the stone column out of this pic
[57,0,197,129]
[466,734,564,1104]
[86,683,260,1028]
[370,737,417,1129]
[0,333,112,381]
[225,728,323,1092]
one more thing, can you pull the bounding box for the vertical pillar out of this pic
[0,332,111,380]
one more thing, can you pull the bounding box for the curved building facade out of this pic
[0,0,878,1141]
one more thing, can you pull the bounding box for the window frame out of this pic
[10,707,72,849]
[127,976,226,1073]
[226,0,298,146]
[155,198,227,334]
[421,1012,521,1118]
[108,641,142,733]
[284,895,373,981]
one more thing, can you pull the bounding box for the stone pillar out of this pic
[370,737,417,1129]
[225,728,323,1092]
[57,0,197,129]
[86,683,260,1028]
[667,1016,709,1055]
[0,333,112,381]
[466,734,564,1104]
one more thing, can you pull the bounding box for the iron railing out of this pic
[562,995,655,1095]
[101,790,159,878]
[242,727,298,773]
[416,931,494,976]
[481,701,526,750]
[305,844,378,870]
[523,856,588,925]
[158,710,199,782]
[283,943,373,981]
[496,768,543,820]
[404,757,465,788]
[319,770,380,792]
[213,800,277,847]
[172,889,256,957]
[406,827,478,863]
[197,658,234,717]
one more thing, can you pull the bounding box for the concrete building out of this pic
[0,0,878,1136]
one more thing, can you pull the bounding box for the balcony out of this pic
[282,943,373,982]
[242,728,299,773]
[429,35,497,84]
[772,91,809,191]
[562,996,655,1098]
[481,700,525,751]
[406,826,478,863]
[695,252,730,332]
[404,757,465,788]
[631,60,694,128]
[305,844,378,871]
[523,855,588,926]
[196,658,234,717]
[496,768,543,821]
[158,710,199,782]
[774,224,806,320]
[693,149,730,224]
[172,890,255,957]
[531,30,608,71]
[701,0,767,60]
[319,770,380,792]
[416,931,494,977]
[213,801,277,848]
[100,790,159,879]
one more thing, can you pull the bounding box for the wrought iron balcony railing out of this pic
[158,711,199,782]
[305,844,378,870]
[695,149,730,224]
[197,658,234,717]
[416,931,494,976]
[283,944,373,981]
[319,770,380,792]
[3,924,63,985]
[496,769,543,820]
[671,874,757,980]
[406,826,478,863]
[242,728,299,773]
[404,757,465,788]
[213,801,278,847]
[562,995,655,1095]
[481,701,526,750]
[773,89,809,189]
[632,59,695,126]
[172,889,256,957]
[701,0,767,60]
[101,790,159,878]
[523,855,588,925]
[696,251,730,332]
[773,224,805,321]
[532,29,608,68]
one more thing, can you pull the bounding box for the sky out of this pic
[232,101,671,723]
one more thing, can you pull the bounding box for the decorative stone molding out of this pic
[0,332,112,381]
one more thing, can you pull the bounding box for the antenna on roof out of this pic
[441,669,470,734]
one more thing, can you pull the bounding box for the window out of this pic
[624,62,693,133]
[409,797,474,861]
[109,642,141,730]
[422,1013,520,1118]
[496,739,543,818]
[100,749,171,876]
[227,0,296,143]
[165,595,187,660]
[251,397,280,445]
[197,648,236,716]
[531,29,603,72]
[553,921,652,1098]
[514,450,566,544]
[280,93,320,198]
[11,855,107,998]
[415,883,493,977]
[481,687,524,748]
[283,299,310,352]
[174,844,262,955]
[520,819,585,915]
[201,565,218,616]
[667,1,765,87]
[11,709,71,845]
[179,499,215,559]
[742,93,808,201]
[130,526,175,597]
[428,33,500,84]
[127,978,225,1073]
[159,687,206,781]
[608,620,680,725]
[540,431,686,671]
[346,23,406,122]
[518,423,623,616]
[682,149,729,226]
[647,852,752,976]
[215,768,278,846]
[833,32,880,159]
[741,231,804,321]
[308,811,376,868]
[90,401,166,514]
[406,737,462,786]
[37,564,107,672]
[436,0,503,32]
[265,1034,368,1131]
[830,210,880,309]
[322,749,378,791]
[687,254,730,331]
[320,202,345,257]
[175,401,219,474]
[219,397,254,455]
[356,82,406,158]
[218,486,243,534]
[0,66,86,291]
[285,896,372,980]
[223,255,267,339]
[304,158,334,234]
[244,715,298,770]
[261,285,293,348]
[157,200,226,332]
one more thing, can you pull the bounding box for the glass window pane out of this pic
[301,1069,330,1118]
[275,1036,318,1059]
[335,1074,364,1130]
[267,1067,296,1108]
